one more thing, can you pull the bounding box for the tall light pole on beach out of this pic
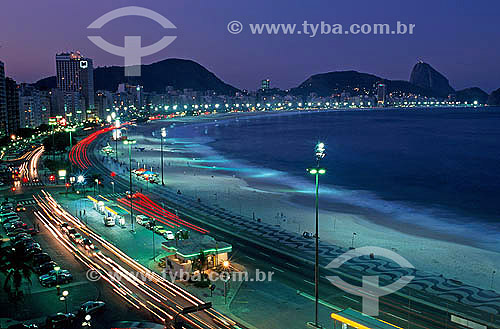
[114,119,120,161]
[124,139,136,232]
[161,128,167,185]
[306,142,326,329]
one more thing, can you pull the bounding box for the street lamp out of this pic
[124,139,137,232]
[160,128,167,185]
[306,142,326,329]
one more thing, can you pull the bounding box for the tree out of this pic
[0,243,34,303]
[43,131,77,155]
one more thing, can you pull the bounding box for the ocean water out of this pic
[170,108,500,250]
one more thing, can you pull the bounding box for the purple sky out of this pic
[1,0,499,92]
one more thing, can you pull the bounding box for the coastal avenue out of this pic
[33,190,246,329]
[72,124,498,329]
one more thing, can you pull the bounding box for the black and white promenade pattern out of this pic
[147,184,500,319]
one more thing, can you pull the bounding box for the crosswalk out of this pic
[17,199,36,206]
[21,182,44,187]
[99,192,125,199]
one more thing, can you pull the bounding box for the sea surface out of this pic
[170,108,500,251]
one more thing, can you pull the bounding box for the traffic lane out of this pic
[17,205,150,327]
[206,229,455,329]
[36,193,240,329]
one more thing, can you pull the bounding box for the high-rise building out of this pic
[19,84,43,128]
[261,79,270,91]
[377,83,387,106]
[95,90,113,119]
[0,61,6,135]
[5,77,20,134]
[56,51,94,121]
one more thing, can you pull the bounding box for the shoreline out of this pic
[121,110,500,290]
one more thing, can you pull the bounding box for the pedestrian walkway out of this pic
[145,183,500,324]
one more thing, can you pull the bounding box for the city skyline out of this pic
[0,0,499,92]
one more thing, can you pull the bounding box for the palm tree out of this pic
[0,244,35,302]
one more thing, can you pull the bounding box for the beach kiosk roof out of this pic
[331,308,402,329]
[162,235,232,261]
[105,205,129,216]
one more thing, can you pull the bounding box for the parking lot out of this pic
[0,199,148,328]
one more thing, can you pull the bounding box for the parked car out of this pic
[103,216,115,227]
[39,273,73,287]
[7,228,29,237]
[33,253,51,266]
[80,238,94,250]
[12,233,31,243]
[35,261,57,275]
[45,313,75,329]
[136,215,149,226]
[2,217,21,226]
[153,225,168,235]
[79,301,106,314]
[39,269,71,280]
[0,212,17,219]
[25,245,43,257]
[164,231,175,240]
[7,323,38,329]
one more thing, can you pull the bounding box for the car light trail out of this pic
[33,191,242,329]
[69,124,130,170]
[116,193,209,234]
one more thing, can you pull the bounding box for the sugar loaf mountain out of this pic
[35,58,497,104]
[291,61,490,104]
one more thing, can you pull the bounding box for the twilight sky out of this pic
[1,0,499,92]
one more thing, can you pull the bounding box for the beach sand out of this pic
[103,113,500,291]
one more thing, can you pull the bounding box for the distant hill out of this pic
[34,76,56,91]
[290,70,437,97]
[455,87,489,104]
[488,88,500,106]
[34,58,239,95]
[409,62,455,97]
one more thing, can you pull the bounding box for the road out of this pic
[33,190,247,329]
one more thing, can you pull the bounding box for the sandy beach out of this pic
[102,111,500,292]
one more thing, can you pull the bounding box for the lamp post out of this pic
[160,128,167,186]
[150,218,156,261]
[306,142,326,329]
[124,139,136,232]
[114,119,120,161]
[48,118,57,161]
[65,127,75,173]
